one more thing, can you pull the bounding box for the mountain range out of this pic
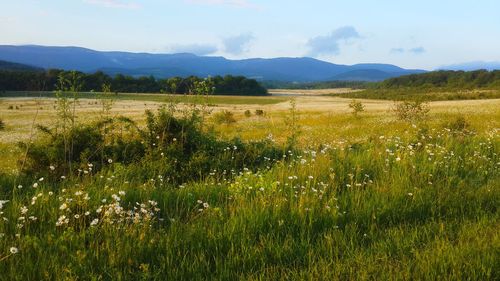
[440,61,500,71]
[0,45,429,82]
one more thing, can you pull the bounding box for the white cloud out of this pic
[223,33,254,55]
[307,26,361,57]
[83,0,141,9]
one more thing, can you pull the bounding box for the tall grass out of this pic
[0,79,498,280]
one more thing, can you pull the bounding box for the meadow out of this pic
[0,92,499,280]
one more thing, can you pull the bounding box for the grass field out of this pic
[0,93,499,280]
[0,91,287,105]
[336,88,500,101]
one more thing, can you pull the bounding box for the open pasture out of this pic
[0,93,499,280]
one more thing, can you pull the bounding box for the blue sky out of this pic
[1,0,499,69]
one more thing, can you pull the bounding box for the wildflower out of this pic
[0,200,8,209]
[17,185,22,189]
[38,177,44,182]
[60,203,68,210]
[32,183,38,188]
[118,191,126,196]
[408,193,414,196]
[203,202,209,208]
[108,159,113,164]
[49,165,55,171]
[20,206,28,215]
[61,176,66,179]
[9,247,18,254]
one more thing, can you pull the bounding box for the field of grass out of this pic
[0,91,287,105]
[336,88,500,101]
[0,94,499,280]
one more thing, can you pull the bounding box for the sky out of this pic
[1,0,499,70]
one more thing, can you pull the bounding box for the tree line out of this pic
[379,70,500,89]
[0,69,268,96]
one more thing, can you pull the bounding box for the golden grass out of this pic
[1,96,499,172]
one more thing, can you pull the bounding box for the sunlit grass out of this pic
[0,96,498,280]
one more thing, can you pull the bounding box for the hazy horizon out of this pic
[1,0,499,70]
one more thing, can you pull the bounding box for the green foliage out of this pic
[244,110,252,117]
[393,100,430,122]
[443,115,474,136]
[1,125,498,280]
[380,70,500,90]
[263,80,371,89]
[285,99,301,147]
[0,70,268,96]
[348,99,364,117]
[255,109,265,116]
[0,119,5,131]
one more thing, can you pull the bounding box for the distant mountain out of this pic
[0,45,426,82]
[440,61,500,71]
[0,59,43,72]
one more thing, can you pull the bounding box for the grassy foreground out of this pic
[0,96,499,280]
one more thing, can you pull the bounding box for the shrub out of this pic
[443,115,474,136]
[255,109,264,116]
[348,99,364,117]
[212,110,236,125]
[393,100,429,122]
[244,110,252,117]
[0,118,5,130]
[19,105,288,185]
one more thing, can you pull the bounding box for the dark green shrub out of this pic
[255,109,264,116]
[19,105,289,185]
[244,110,252,117]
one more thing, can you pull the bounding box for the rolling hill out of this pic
[0,45,425,82]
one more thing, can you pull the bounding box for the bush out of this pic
[244,110,252,117]
[443,116,474,136]
[393,100,429,122]
[348,99,364,117]
[19,105,288,185]
[0,118,5,130]
[212,110,236,125]
[255,109,264,116]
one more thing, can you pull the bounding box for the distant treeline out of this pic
[378,70,500,89]
[0,69,268,96]
[262,80,371,89]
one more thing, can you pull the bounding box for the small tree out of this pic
[393,100,430,122]
[348,99,364,117]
